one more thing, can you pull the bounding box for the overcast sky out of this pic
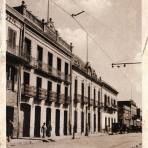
[7,0,142,107]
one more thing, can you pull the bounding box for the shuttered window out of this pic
[8,27,16,49]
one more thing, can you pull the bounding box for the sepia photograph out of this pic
[3,0,143,147]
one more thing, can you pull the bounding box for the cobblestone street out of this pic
[8,133,142,148]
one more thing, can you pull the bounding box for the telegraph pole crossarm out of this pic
[112,62,142,68]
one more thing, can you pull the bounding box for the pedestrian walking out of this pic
[41,122,47,138]
[7,120,14,142]
[46,121,52,137]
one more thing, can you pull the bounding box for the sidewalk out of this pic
[7,132,107,147]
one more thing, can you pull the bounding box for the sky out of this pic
[7,0,142,108]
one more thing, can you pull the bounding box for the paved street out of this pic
[8,133,142,148]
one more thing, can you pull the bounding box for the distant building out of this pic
[101,81,118,132]
[118,100,137,127]
[118,101,131,127]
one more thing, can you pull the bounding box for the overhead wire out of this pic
[52,1,139,92]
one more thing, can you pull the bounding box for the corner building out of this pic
[6,2,72,138]
[6,1,119,138]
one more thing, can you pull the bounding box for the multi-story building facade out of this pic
[117,100,137,128]
[101,81,118,132]
[71,55,118,134]
[6,2,72,138]
[72,55,102,135]
[6,1,119,139]
[118,101,131,127]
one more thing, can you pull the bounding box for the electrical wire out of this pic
[51,1,139,89]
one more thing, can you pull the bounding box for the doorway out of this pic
[81,111,84,133]
[21,103,31,137]
[55,109,60,136]
[46,108,51,126]
[64,110,68,135]
[34,106,41,137]
[6,106,14,137]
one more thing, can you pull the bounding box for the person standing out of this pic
[41,122,47,138]
[7,120,14,142]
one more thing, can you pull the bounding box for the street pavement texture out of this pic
[8,133,142,148]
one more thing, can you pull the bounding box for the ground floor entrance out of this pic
[20,103,31,137]
[55,109,60,136]
[34,106,41,137]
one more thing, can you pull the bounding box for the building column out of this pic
[51,107,55,138]
[30,101,35,137]
[60,107,64,136]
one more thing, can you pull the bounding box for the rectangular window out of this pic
[7,27,17,49]
[65,62,69,75]
[24,38,31,61]
[36,77,42,98]
[65,86,68,100]
[48,52,53,67]
[57,84,61,100]
[81,82,84,101]
[74,79,77,95]
[37,46,43,62]
[57,58,61,71]
[47,81,52,100]
[88,86,90,104]
[98,91,100,106]
[94,88,96,105]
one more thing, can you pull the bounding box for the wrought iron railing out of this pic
[22,84,36,97]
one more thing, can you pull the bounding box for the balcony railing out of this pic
[64,96,71,105]
[6,80,14,90]
[55,94,63,104]
[22,84,36,97]
[46,91,56,102]
[90,99,94,106]
[74,94,81,104]
[36,88,47,100]
[7,41,31,63]
[33,59,71,83]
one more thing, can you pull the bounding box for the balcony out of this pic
[55,94,63,104]
[22,84,36,97]
[94,101,98,108]
[36,88,47,100]
[46,91,56,102]
[90,99,94,106]
[33,60,71,83]
[7,41,31,63]
[74,94,81,104]
[64,96,71,105]
[84,96,88,104]
[7,80,14,90]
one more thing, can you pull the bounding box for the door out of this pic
[81,111,84,133]
[21,103,31,137]
[34,106,41,137]
[46,108,51,126]
[94,114,96,132]
[74,110,77,133]
[6,106,14,136]
[55,109,60,136]
[64,110,68,135]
